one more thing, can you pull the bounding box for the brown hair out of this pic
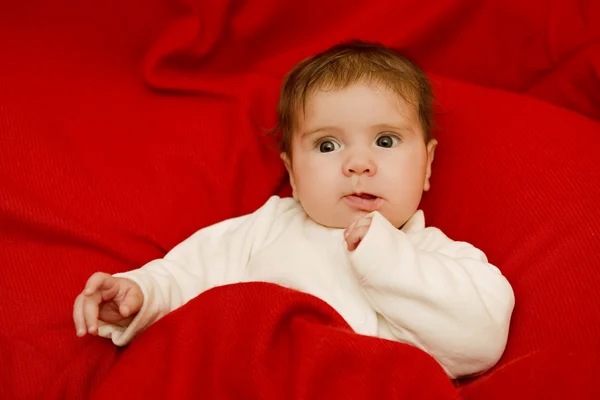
[273,40,436,156]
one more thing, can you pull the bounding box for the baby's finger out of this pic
[83,292,101,335]
[346,226,370,251]
[346,237,359,251]
[73,294,87,337]
[354,216,372,229]
[349,225,369,241]
[346,231,360,251]
[345,219,359,238]
[84,272,113,296]
[119,286,143,317]
[99,280,120,302]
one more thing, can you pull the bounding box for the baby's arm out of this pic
[98,196,291,346]
[348,212,515,379]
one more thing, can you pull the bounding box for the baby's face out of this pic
[283,82,436,229]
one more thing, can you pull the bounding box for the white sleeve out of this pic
[348,211,515,379]
[97,196,293,346]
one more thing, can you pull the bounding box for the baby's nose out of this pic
[348,164,371,174]
[344,155,376,176]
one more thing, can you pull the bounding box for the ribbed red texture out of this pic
[1,0,599,399]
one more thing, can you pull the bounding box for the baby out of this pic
[73,40,515,379]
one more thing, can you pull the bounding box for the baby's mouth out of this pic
[343,193,383,211]
[354,193,377,200]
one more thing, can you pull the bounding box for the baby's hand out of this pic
[344,215,373,251]
[73,272,143,338]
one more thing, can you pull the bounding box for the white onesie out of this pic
[99,195,515,378]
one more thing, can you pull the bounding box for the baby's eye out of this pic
[376,135,400,148]
[317,140,340,153]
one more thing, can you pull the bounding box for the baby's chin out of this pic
[308,208,408,230]
[304,211,357,230]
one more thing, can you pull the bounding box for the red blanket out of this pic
[90,283,459,400]
[1,0,600,399]
[75,283,600,399]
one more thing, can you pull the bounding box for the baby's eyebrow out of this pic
[372,123,415,134]
[301,126,341,138]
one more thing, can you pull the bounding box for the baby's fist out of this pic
[73,272,143,338]
[344,215,373,251]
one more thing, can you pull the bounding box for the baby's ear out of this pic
[280,153,297,199]
[423,139,437,192]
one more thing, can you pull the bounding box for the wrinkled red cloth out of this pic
[90,283,460,400]
[1,1,599,399]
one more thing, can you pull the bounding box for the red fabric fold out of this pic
[143,0,600,120]
[2,1,600,399]
[91,283,460,400]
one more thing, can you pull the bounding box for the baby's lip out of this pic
[343,193,383,211]
[353,193,378,200]
[345,192,380,199]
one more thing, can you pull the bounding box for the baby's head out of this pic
[275,40,437,229]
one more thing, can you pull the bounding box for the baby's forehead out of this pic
[298,83,420,124]
[304,81,418,110]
